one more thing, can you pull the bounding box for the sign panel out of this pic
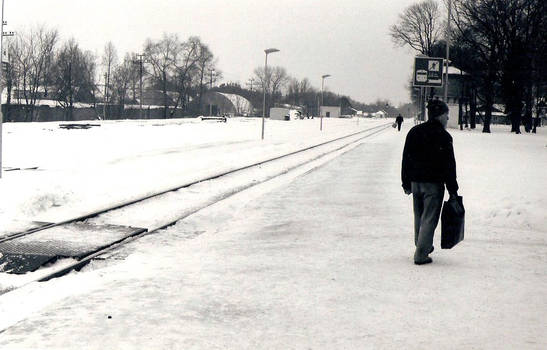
[413,57,444,87]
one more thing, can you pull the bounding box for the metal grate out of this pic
[0,222,146,274]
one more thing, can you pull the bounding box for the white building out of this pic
[319,106,341,118]
[270,107,302,121]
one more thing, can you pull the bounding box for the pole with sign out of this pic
[413,56,444,88]
[413,56,445,121]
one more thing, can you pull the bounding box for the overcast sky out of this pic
[5,0,433,106]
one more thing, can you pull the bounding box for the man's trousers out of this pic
[411,182,444,261]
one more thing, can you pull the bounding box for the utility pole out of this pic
[246,78,255,92]
[103,73,108,120]
[209,69,215,116]
[132,54,146,119]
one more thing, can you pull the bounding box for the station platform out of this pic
[0,125,545,349]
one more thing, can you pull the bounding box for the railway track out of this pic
[0,122,391,288]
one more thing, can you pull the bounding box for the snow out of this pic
[0,117,381,233]
[0,117,546,349]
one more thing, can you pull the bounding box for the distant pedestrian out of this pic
[395,114,404,131]
[401,99,459,265]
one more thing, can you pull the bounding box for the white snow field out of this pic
[0,117,546,349]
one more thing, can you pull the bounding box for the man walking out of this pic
[395,114,404,131]
[401,99,459,265]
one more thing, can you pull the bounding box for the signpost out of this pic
[413,56,444,87]
[413,56,445,121]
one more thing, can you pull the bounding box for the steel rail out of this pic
[37,122,391,282]
[1,122,391,245]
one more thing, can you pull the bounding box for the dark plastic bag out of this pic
[441,196,465,249]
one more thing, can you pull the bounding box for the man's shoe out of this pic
[414,257,433,265]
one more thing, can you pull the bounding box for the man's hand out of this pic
[404,188,411,195]
[449,192,458,200]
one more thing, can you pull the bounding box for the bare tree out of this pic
[390,0,443,121]
[51,39,96,120]
[253,66,267,92]
[195,42,214,111]
[451,0,545,133]
[451,0,504,132]
[101,41,118,119]
[299,78,312,95]
[254,65,289,113]
[9,25,58,121]
[390,0,443,56]
[286,77,312,106]
[3,37,18,121]
[128,52,141,103]
[270,66,289,106]
[144,33,180,118]
[111,54,135,117]
[171,36,202,116]
[496,0,545,133]
[287,78,300,105]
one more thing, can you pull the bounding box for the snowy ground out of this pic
[0,117,383,234]
[0,117,546,349]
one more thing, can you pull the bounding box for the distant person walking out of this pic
[401,100,459,265]
[395,114,404,131]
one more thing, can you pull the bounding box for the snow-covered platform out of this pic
[0,121,546,349]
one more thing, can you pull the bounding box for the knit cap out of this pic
[427,99,449,119]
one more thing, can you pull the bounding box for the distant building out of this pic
[202,92,253,116]
[371,111,387,118]
[427,66,472,128]
[270,107,302,121]
[320,106,341,118]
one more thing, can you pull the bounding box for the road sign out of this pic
[413,56,444,87]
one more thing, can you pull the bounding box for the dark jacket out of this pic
[401,119,459,194]
[396,115,404,124]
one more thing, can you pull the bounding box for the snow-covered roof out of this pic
[447,66,469,75]
[216,92,253,111]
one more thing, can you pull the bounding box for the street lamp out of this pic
[261,48,279,140]
[209,69,215,116]
[320,74,331,131]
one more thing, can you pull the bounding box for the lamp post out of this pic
[261,48,279,140]
[209,69,215,116]
[320,74,330,131]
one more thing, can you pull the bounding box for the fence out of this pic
[1,104,192,122]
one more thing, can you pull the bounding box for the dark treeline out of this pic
[3,25,409,122]
[4,29,221,121]
[391,0,546,133]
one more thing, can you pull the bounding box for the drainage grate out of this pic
[0,222,146,274]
